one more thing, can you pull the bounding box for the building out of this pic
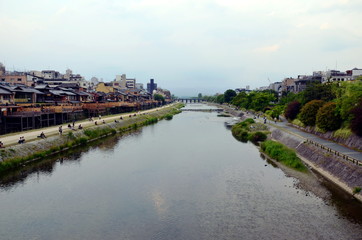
[135,83,144,90]
[294,74,322,92]
[95,82,115,93]
[281,77,297,93]
[114,74,136,89]
[147,79,157,94]
[351,68,362,79]
[268,82,282,92]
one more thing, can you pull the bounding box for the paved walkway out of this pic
[0,104,174,147]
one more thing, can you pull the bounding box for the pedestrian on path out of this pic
[18,136,25,144]
[59,126,63,135]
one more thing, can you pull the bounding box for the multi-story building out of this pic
[147,79,157,94]
[281,77,297,93]
[114,74,136,89]
[294,74,322,92]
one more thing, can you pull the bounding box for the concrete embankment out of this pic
[0,104,181,171]
[270,126,362,202]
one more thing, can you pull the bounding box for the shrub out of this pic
[232,128,249,142]
[350,100,362,136]
[284,101,301,121]
[164,114,173,120]
[243,118,255,124]
[299,100,325,126]
[316,102,341,131]
[248,131,267,142]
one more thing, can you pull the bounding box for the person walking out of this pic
[59,126,63,135]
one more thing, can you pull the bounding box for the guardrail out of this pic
[305,139,362,166]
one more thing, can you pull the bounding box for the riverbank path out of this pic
[221,105,362,162]
[0,104,177,147]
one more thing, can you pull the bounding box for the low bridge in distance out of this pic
[175,98,203,103]
[181,108,223,112]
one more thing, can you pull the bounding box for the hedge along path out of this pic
[0,104,183,173]
[0,103,178,147]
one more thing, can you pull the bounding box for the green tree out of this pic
[279,91,299,105]
[299,100,325,126]
[249,91,276,111]
[198,93,202,99]
[224,89,237,103]
[300,83,335,105]
[154,94,165,103]
[316,102,341,131]
[335,81,362,122]
[350,100,362,136]
[231,92,250,109]
[216,94,225,104]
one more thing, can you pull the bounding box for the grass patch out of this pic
[353,187,361,195]
[292,119,305,128]
[333,128,352,139]
[261,140,307,172]
[314,126,326,133]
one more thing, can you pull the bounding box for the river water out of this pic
[0,104,361,240]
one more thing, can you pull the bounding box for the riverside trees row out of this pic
[203,80,362,137]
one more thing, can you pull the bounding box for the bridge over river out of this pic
[181,108,223,112]
[175,98,203,103]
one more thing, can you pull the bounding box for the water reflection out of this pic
[0,130,143,191]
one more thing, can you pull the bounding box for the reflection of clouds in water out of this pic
[152,190,168,218]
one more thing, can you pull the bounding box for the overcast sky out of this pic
[0,0,361,96]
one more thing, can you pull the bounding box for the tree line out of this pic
[202,79,362,136]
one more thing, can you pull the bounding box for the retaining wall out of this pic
[270,127,362,201]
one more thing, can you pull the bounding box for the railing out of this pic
[305,139,362,166]
[42,106,83,113]
[7,111,43,117]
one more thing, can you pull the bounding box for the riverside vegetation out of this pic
[203,80,362,140]
[0,104,183,173]
[231,118,268,143]
[260,140,307,172]
[231,118,307,172]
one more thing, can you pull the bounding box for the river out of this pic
[0,103,361,240]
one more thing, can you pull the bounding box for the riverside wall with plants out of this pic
[0,104,183,173]
[270,126,362,201]
[290,123,362,151]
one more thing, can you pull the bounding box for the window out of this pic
[18,78,22,81]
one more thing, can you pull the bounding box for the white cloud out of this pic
[0,0,361,95]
